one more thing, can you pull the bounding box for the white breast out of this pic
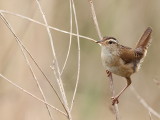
[101,46,119,71]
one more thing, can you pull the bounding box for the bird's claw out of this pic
[111,96,119,105]
[106,70,111,77]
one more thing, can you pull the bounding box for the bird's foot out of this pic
[106,70,111,77]
[111,96,119,105]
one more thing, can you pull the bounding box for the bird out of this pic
[96,27,152,105]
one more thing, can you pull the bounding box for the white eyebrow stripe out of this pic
[108,39,118,43]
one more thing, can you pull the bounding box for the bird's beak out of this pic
[96,40,103,43]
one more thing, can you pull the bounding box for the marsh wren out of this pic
[96,27,152,105]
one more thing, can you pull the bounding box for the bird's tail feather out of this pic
[136,27,152,50]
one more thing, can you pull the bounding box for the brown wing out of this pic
[119,46,142,64]
[136,27,152,49]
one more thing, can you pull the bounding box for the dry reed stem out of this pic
[0,10,96,42]
[0,11,68,117]
[0,74,67,116]
[88,1,120,120]
[88,0,102,40]
[130,86,160,119]
[0,10,66,114]
[0,13,54,120]
[35,0,72,119]
[60,0,73,75]
[70,0,81,112]
[108,74,120,120]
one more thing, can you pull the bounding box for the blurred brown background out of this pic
[0,0,160,120]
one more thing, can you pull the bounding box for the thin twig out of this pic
[88,1,120,120]
[35,0,72,119]
[130,86,160,119]
[70,0,81,112]
[0,13,54,120]
[60,0,73,75]
[0,74,67,117]
[88,0,102,40]
[0,10,96,42]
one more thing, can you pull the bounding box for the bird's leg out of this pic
[111,77,131,105]
[106,70,111,77]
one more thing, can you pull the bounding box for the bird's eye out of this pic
[108,41,113,44]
